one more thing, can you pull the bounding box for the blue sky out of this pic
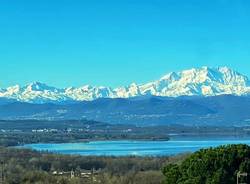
[0,0,250,88]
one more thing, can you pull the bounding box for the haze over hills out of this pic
[1,95,250,126]
[0,66,250,104]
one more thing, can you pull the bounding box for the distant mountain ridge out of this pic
[1,66,250,103]
[1,95,250,126]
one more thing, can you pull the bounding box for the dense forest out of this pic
[163,144,250,184]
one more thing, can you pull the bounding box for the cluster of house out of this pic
[52,168,100,181]
[32,128,59,133]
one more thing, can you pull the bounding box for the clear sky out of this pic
[0,0,250,88]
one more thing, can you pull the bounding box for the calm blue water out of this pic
[20,138,250,156]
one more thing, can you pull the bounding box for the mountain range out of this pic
[1,66,250,104]
[1,66,250,126]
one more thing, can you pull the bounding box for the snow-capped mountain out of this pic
[1,66,250,103]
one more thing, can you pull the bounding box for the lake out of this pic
[20,137,250,156]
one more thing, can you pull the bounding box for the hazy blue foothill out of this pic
[1,95,250,126]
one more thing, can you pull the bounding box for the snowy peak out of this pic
[153,66,249,96]
[163,66,248,86]
[25,82,59,92]
[0,66,249,103]
[160,72,179,81]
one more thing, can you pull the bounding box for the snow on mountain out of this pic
[0,66,250,103]
[0,82,70,103]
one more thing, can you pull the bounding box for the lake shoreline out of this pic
[19,137,250,157]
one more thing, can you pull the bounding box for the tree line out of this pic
[0,146,188,184]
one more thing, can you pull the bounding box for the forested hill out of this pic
[163,144,250,184]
